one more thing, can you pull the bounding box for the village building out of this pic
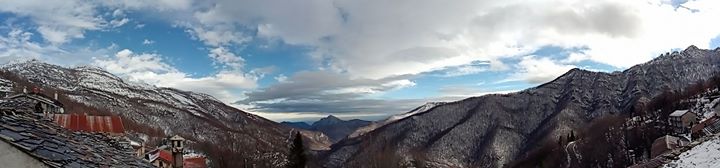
[668,110,698,135]
[147,149,175,168]
[0,113,153,167]
[127,135,147,158]
[691,116,720,138]
[146,135,189,168]
[650,135,688,158]
[4,92,64,114]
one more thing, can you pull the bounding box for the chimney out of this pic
[23,86,27,93]
[54,92,58,100]
[169,135,185,168]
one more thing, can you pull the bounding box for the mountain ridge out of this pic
[321,46,720,167]
[282,115,371,143]
[0,60,331,167]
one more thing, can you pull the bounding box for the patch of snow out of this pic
[348,102,444,138]
[663,137,720,168]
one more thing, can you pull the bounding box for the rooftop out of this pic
[670,110,690,117]
[7,93,63,108]
[147,149,174,164]
[184,156,208,168]
[0,113,153,167]
[45,113,125,134]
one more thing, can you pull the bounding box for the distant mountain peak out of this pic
[685,45,700,51]
[279,115,371,143]
[319,115,342,122]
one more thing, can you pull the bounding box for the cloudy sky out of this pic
[1,0,719,122]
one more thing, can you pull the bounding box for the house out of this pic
[691,116,720,138]
[650,135,688,158]
[43,113,125,136]
[146,135,186,168]
[147,149,174,168]
[0,112,154,167]
[127,135,147,158]
[668,110,698,135]
[5,92,64,114]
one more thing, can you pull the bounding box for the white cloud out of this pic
[0,28,66,64]
[185,25,250,47]
[110,18,130,28]
[183,0,720,81]
[504,56,577,84]
[135,23,146,29]
[436,62,491,77]
[142,39,155,45]
[208,47,244,69]
[4,0,720,79]
[0,0,107,45]
[274,74,287,82]
[93,49,258,103]
[0,0,196,45]
[102,0,193,11]
[439,85,519,98]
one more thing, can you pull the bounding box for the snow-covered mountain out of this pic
[0,61,330,167]
[322,46,720,167]
[348,102,445,139]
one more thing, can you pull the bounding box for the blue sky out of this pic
[1,0,719,122]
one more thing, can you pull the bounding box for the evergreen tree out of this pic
[288,132,306,168]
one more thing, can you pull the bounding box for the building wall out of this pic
[0,140,49,168]
[153,160,172,168]
[681,113,698,127]
[670,116,684,134]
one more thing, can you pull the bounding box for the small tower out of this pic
[169,135,185,168]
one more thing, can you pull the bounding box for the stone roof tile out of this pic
[0,113,154,167]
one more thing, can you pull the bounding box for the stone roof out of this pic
[0,99,36,113]
[0,113,154,167]
[7,93,64,108]
[669,110,690,117]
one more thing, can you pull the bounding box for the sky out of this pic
[0,0,719,122]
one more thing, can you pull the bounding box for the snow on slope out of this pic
[324,46,720,168]
[348,102,445,138]
[663,136,720,168]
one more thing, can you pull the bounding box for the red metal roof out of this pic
[183,156,207,168]
[158,150,174,164]
[46,114,125,134]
